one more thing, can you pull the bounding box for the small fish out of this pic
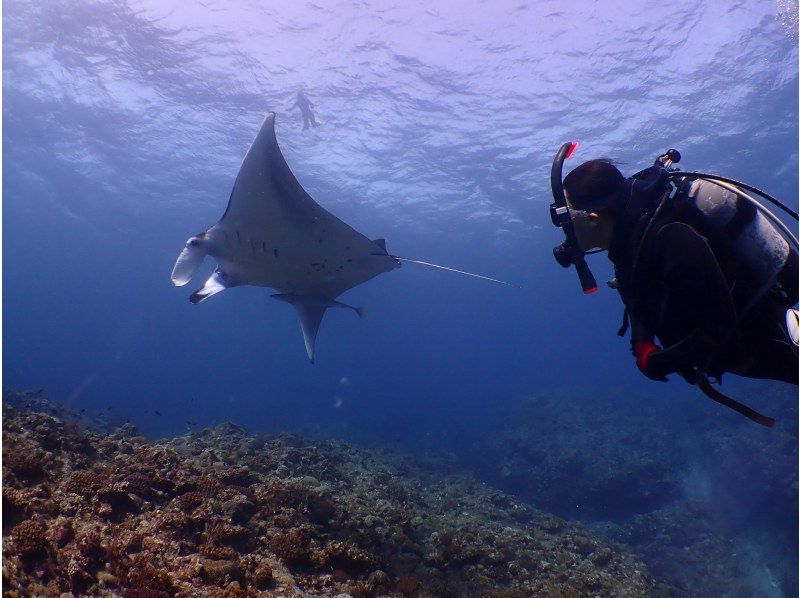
[154,410,162,416]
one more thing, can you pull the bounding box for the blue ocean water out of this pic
[3,0,798,594]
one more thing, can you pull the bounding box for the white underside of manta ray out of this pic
[171,112,512,362]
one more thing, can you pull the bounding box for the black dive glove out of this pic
[646,331,719,379]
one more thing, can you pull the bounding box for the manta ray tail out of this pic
[379,255,518,287]
[291,303,328,363]
[189,269,230,304]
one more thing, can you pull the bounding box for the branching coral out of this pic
[64,470,103,496]
[10,519,49,558]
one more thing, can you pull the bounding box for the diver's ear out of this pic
[587,212,602,227]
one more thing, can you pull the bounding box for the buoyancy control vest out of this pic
[608,164,676,340]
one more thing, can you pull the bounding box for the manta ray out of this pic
[172,112,510,362]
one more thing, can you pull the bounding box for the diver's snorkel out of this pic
[549,141,598,294]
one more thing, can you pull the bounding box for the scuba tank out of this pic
[678,178,792,289]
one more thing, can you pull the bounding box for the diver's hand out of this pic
[633,340,669,382]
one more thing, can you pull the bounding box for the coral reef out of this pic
[1,390,664,597]
[460,391,684,521]
[460,385,798,596]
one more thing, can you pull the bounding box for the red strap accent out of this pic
[633,340,660,374]
[565,141,579,159]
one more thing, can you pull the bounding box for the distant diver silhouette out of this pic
[289,90,318,130]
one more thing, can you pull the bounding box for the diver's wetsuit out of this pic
[609,167,799,384]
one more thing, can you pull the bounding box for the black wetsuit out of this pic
[609,166,798,384]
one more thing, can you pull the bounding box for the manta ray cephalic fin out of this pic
[172,238,208,286]
[189,269,230,304]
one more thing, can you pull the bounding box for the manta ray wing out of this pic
[208,112,399,299]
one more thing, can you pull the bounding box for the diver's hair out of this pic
[563,159,625,213]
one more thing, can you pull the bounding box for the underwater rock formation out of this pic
[461,392,684,521]
[461,386,798,596]
[1,390,665,597]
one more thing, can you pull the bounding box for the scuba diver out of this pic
[549,143,799,426]
[288,90,319,130]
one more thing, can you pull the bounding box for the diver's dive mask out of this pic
[549,141,598,294]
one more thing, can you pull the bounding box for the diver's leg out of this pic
[734,303,799,384]
[735,338,798,384]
